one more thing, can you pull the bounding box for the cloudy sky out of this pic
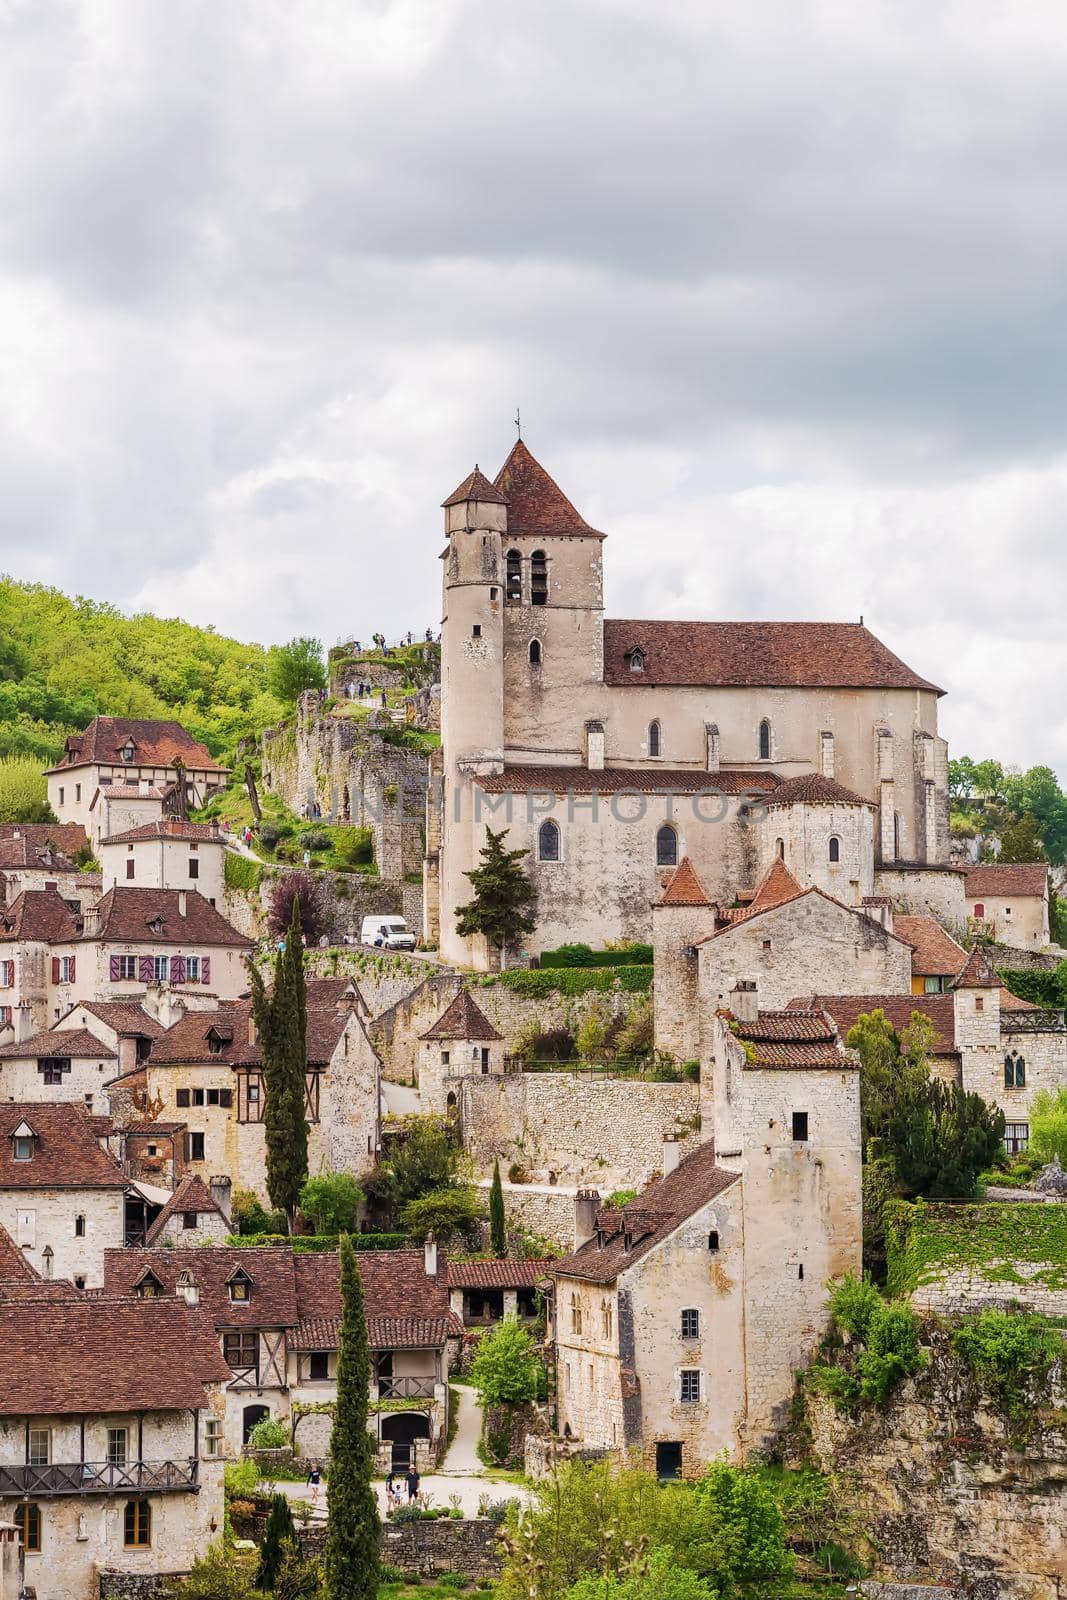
[2,0,1066,775]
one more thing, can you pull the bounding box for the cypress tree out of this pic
[325,1235,380,1600]
[256,1492,297,1590]
[250,899,310,1229]
[489,1158,507,1258]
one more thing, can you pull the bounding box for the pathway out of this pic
[439,1383,483,1475]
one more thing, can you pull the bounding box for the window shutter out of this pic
[176,1088,190,1108]
[69,956,75,984]
[51,957,61,984]
[171,955,186,985]
[110,956,121,982]
[219,1087,233,1109]
[201,956,211,986]
[139,956,154,984]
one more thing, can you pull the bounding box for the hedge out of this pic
[997,967,1065,1009]
[539,942,653,969]
[226,1233,409,1252]
[486,965,653,998]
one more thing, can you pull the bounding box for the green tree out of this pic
[948,755,977,800]
[256,1492,298,1590]
[566,1549,717,1600]
[269,636,327,703]
[489,1158,507,1257]
[1028,1087,1067,1165]
[0,756,54,823]
[249,900,309,1229]
[299,1172,364,1235]
[455,827,537,963]
[399,1185,481,1245]
[468,1315,541,1407]
[365,1114,462,1220]
[994,815,1048,864]
[324,1236,380,1600]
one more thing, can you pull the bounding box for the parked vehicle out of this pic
[359,915,417,951]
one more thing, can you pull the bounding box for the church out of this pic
[427,440,960,969]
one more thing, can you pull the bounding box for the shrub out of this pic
[953,1309,1062,1404]
[567,1552,717,1600]
[996,968,1062,1008]
[604,1189,637,1209]
[515,1026,576,1063]
[828,1273,883,1343]
[400,1186,482,1245]
[540,943,653,968]
[298,1172,364,1235]
[258,819,291,849]
[334,825,374,866]
[299,828,332,852]
[171,1543,257,1599]
[224,1458,261,1498]
[247,1415,290,1451]
[856,1302,924,1406]
[492,967,652,999]
[469,1315,542,1408]
[614,1001,654,1060]
[507,1162,529,1184]
[1028,1087,1067,1166]
[267,870,329,942]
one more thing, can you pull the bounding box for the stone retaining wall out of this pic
[99,1576,187,1600]
[299,1517,503,1578]
[911,1267,1067,1319]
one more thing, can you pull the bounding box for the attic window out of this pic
[137,1274,162,1298]
[627,648,645,673]
[149,918,165,937]
[228,1270,252,1303]
[11,1122,35,1161]
[122,743,136,763]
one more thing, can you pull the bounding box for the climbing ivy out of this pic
[885,1199,1067,1298]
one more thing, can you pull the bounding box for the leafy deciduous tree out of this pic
[299,1172,364,1235]
[269,636,327,703]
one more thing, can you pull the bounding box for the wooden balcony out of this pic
[0,1459,199,1497]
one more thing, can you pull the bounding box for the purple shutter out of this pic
[139,955,154,984]
[201,956,211,986]
[171,955,186,985]
[109,955,121,982]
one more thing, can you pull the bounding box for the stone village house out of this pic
[417,988,505,1114]
[102,1241,461,1469]
[46,718,228,842]
[0,1279,228,1600]
[99,818,228,905]
[964,861,1052,952]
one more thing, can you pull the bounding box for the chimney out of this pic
[14,1002,35,1044]
[573,1188,601,1251]
[424,1233,438,1278]
[247,1013,257,1048]
[662,1138,680,1177]
[139,778,150,796]
[731,979,759,1025]
[177,891,187,917]
[82,904,100,938]
[117,1035,139,1075]
[179,1276,200,1306]
[209,1175,232,1224]
[156,991,186,1030]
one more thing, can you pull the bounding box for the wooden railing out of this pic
[376,1375,435,1400]
[0,1459,199,1497]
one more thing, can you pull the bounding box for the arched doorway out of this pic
[380,1411,430,1470]
[242,1404,270,1444]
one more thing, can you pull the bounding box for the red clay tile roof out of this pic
[722,857,805,928]
[0,822,90,856]
[420,990,501,1042]
[63,1001,166,1039]
[0,886,80,944]
[145,1174,228,1245]
[293,1249,462,1348]
[102,820,224,845]
[0,1295,229,1415]
[953,947,999,989]
[93,783,172,802]
[965,863,1049,898]
[602,620,942,692]
[89,888,252,949]
[103,1246,300,1328]
[48,717,226,774]
[0,837,78,871]
[0,1103,128,1188]
[493,440,605,539]
[475,766,779,796]
[0,1221,37,1282]
[148,998,356,1068]
[764,773,875,807]
[442,466,507,508]
[734,1008,852,1068]
[0,1029,116,1061]
[893,915,968,977]
[447,1259,550,1289]
[790,994,958,1056]
[552,1142,738,1284]
[656,857,714,908]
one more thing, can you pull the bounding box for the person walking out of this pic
[307,1464,322,1507]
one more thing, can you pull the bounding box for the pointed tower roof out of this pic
[953,946,998,990]
[442,466,507,509]
[656,857,714,908]
[749,856,805,914]
[493,440,605,539]
[420,989,502,1043]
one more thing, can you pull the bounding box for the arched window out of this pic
[601,1299,613,1339]
[41,1246,53,1280]
[628,648,645,673]
[775,838,785,859]
[1004,1052,1025,1089]
[74,1214,85,1237]
[828,836,840,863]
[538,819,560,862]
[529,639,542,666]
[505,549,522,603]
[648,721,661,758]
[656,824,678,867]
[531,549,548,606]
[758,720,771,760]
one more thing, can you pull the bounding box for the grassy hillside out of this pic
[0,577,287,765]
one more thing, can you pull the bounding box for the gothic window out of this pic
[775,838,785,859]
[506,549,522,603]
[648,721,661,758]
[529,639,542,666]
[628,647,645,673]
[538,819,561,862]
[600,1299,613,1339]
[1004,1052,1026,1089]
[531,549,548,606]
[828,836,840,862]
[758,720,771,761]
[656,824,678,867]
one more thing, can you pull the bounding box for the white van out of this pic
[360,915,417,951]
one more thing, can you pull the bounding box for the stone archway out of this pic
[242,1403,270,1444]
[380,1411,430,1470]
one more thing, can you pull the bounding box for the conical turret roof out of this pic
[442,466,507,508]
[656,857,714,908]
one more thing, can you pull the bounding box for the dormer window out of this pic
[627,647,645,674]
[136,1273,163,1299]
[11,1122,35,1161]
[228,1269,252,1304]
[149,917,165,937]
[122,743,136,763]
